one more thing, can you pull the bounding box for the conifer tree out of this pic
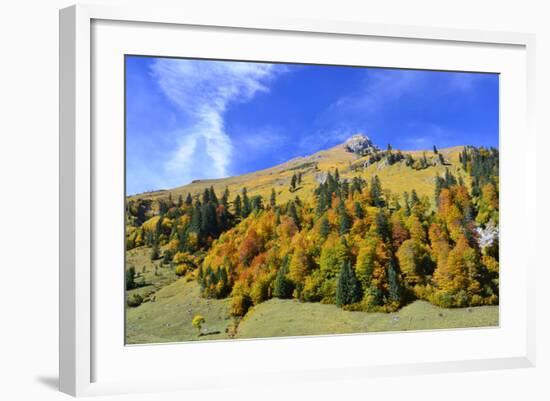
[320,215,330,239]
[234,194,242,218]
[177,194,183,208]
[221,187,230,208]
[242,188,251,218]
[387,258,404,304]
[209,186,218,205]
[270,188,276,208]
[370,175,383,206]
[273,256,293,299]
[150,241,160,261]
[336,261,362,307]
[288,202,300,229]
[290,174,297,191]
[410,189,420,207]
[185,193,193,206]
[202,188,210,204]
[354,201,364,219]
[338,198,351,234]
[375,210,391,243]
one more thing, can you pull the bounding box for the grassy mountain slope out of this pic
[129,140,466,207]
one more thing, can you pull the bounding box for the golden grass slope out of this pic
[128,143,467,206]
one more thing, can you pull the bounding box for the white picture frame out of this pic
[59,3,536,397]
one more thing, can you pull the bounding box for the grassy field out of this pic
[126,278,233,344]
[125,246,179,302]
[126,275,499,344]
[236,299,499,339]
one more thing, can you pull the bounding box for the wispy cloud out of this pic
[327,69,422,115]
[150,59,285,185]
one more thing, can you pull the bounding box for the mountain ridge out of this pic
[129,134,467,208]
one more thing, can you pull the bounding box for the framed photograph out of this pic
[59,4,536,397]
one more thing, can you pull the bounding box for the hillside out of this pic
[126,277,498,344]
[125,134,499,343]
[128,134,466,207]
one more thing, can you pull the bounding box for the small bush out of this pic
[127,293,143,307]
[231,295,252,317]
[175,264,187,276]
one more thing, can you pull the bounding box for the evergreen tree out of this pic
[375,210,391,243]
[201,201,218,237]
[433,145,438,154]
[370,175,383,206]
[273,256,293,299]
[221,187,230,208]
[209,186,218,205]
[288,202,300,229]
[242,188,251,218]
[270,188,276,208]
[320,215,330,239]
[150,241,160,261]
[234,194,242,218]
[126,266,136,290]
[250,195,263,213]
[290,174,297,191]
[177,194,183,208]
[338,199,352,234]
[336,261,362,307]
[334,168,340,182]
[202,188,210,204]
[402,192,411,216]
[354,201,364,219]
[185,193,193,206]
[190,204,203,235]
[410,189,420,207]
[387,258,404,304]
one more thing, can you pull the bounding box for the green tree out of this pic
[273,256,293,298]
[242,188,251,217]
[387,258,404,304]
[336,261,362,307]
[319,216,330,239]
[126,266,136,290]
[290,174,297,191]
[338,199,351,234]
[288,202,300,229]
[370,175,383,206]
[270,188,277,208]
[150,241,160,261]
[185,193,193,206]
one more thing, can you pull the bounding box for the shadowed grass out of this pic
[236,298,498,339]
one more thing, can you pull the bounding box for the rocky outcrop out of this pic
[343,134,380,156]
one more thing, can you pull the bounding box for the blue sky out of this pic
[126,56,499,195]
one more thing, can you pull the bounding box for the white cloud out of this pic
[327,69,423,116]
[151,59,283,185]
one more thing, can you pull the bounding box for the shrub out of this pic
[231,295,252,317]
[126,293,143,307]
[175,264,187,276]
[192,315,205,334]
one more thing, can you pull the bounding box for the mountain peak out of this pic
[343,134,380,156]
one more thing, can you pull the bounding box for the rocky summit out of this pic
[343,134,380,156]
